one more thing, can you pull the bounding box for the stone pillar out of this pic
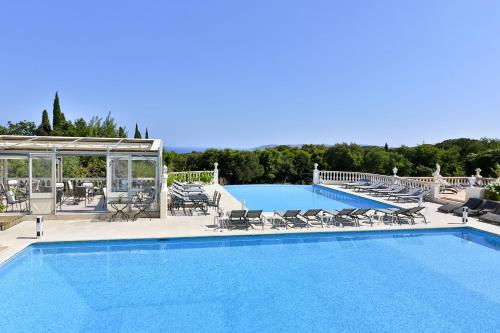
[313,163,320,184]
[213,162,219,185]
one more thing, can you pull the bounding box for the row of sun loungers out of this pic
[219,207,427,231]
[343,180,431,203]
[169,181,221,215]
[438,198,500,224]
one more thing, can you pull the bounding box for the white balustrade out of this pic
[168,170,215,184]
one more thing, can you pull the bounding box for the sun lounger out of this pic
[299,209,324,227]
[372,185,406,197]
[399,206,427,224]
[478,206,500,224]
[343,180,369,189]
[274,210,308,229]
[326,208,357,227]
[396,189,430,203]
[375,208,410,224]
[453,200,499,216]
[387,187,421,200]
[354,182,386,192]
[246,210,264,229]
[437,198,483,214]
[368,184,398,195]
[226,210,249,230]
[173,180,203,189]
[349,208,372,225]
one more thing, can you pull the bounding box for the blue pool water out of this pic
[224,184,397,211]
[1,228,500,332]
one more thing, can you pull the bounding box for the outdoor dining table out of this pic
[108,199,131,221]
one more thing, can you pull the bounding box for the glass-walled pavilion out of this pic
[0,135,162,215]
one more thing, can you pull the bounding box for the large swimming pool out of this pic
[224,184,397,211]
[1,228,499,332]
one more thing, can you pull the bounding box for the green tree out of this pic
[145,128,149,139]
[134,123,142,138]
[384,143,389,152]
[52,92,65,130]
[5,121,37,135]
[118,126,127,138]
[36,110,52,135]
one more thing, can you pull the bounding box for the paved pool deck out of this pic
[1,184,499,265]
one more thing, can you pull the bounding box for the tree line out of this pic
[164,139,500,184]
[0,92,150,139]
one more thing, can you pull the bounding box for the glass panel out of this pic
[1,157,30,213]
[32,156,53,193]
[0,157,29,191]
[132,158,157,198]
[110,157,129,192]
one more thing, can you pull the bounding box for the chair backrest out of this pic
[283,210,301,218]
[406,188,421,196]
[5,191,15,203]
[229,210,247,219]
[75,186,86,197]
[463,198,483,210]
[303,209,322,217]
[353,208,370,215]
[67,180,73,190]
[335,208,353,216]
[409,206,425,214]
[246,210,262,219]
[56,190,63,203]
[479,200,498,211]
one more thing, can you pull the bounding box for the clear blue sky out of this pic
[1,0,499,149]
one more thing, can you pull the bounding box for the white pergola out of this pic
[0,135,163,215]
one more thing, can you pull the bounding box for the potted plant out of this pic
[485,165,500,201]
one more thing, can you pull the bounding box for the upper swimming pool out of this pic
[224,184,397,211]
[0,228,499,332]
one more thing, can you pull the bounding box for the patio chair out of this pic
[5,190,28,212]
[246,210,264,230]
[274,210,307,229]
[56,189,64,211]
[132,193,155,221]
[453,200,499,217]
[299,209,324,228]
[74,186,87,206]
[227,210,249,230]
[207,191,221,211]
[437,198,483,214]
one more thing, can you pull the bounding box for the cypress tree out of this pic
[37,109,52,135]
[134,123,142,138]
[118,126,127,138]
[52,92,63,130]
[384,143,389,152]
[145,127,149,139]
